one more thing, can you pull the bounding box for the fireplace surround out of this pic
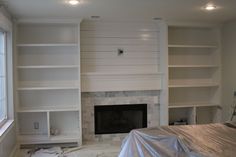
[82,91,160,142]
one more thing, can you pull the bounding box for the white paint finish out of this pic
[0,7,16,157]
[169,88,219,105]
[50,111,80,135]
[169,102,219,108]
[18,69,78,82]
[18,90,79,111]
[82,65,159,74]
[167,25,221,125]
[82,58,158,66]
[169,68,218,86]
[81,44,159,52]
[168,44,217,48]
[15,22,82,145]
[18,112,48,135]
[0,126,16,157]
[81,51,159,59]
[17,46,78,66]
[196,106,220,124]
[169,48,219,65]
[81,20,161,92]
[221,20,236,121]
[159,21,169,125]
[17,23,78,44]
[169,65,218,68]
[6,0,236,23]
[169,107,195,125]
[82,74,162,92]
[81,21,160,31]
[17,65,79,69]
[168,27,219,45]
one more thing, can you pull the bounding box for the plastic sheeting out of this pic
[119,122,236,157]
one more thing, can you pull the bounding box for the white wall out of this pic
[0,125,16,157]
[222,20,236,121]
[0,6,17,157]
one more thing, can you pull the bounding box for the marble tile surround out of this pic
[81,90,160,143]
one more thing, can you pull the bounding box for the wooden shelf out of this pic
[169,102,220,108]
[169,83,219,88]
[50,134,79,143]
[17,65,79,69]
[18,135,49,144]
[17,107,79,113]
[168,44,217,48]
[16,43,78,47]
[18,134,79,144]
[17,86,79,91]
[168,65,218,68]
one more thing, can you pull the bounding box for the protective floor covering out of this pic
[119,122,236,157]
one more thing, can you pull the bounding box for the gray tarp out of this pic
[119,122,236,157]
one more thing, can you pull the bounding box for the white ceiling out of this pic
[5,0,236,23]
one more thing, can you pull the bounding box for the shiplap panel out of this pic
[81,51,159,59]
[81,37,158,45]
[82,58,158,66]
[81,20,161,91]
[81,21,160,31]
[81,74,162,92]
[81,30,158,39]
[82,65,159,73]
[81,45,158,52]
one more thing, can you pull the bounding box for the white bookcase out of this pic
[167,25,221,125]
[15,19,82,145]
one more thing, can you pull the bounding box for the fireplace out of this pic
[94,104,147,134]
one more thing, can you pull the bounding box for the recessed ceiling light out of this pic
[204,4,216,11]
[153,17,162,21]
[68,0,80,5]
[91,16,100,19]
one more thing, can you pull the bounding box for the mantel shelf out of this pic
[168,44,217,48]
[16,43,78,47]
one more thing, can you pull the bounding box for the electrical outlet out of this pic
[34,122,39,130]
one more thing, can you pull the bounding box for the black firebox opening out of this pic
[95,104,147,134]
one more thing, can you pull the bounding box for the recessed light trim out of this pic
[68,0,80,5]
[91,16,100,19]
[204,4,216,11]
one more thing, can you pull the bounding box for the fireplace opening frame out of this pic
[94,104,147,134]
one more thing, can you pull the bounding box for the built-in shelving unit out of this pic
[15,19,82,145]
[167,25,221,125]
